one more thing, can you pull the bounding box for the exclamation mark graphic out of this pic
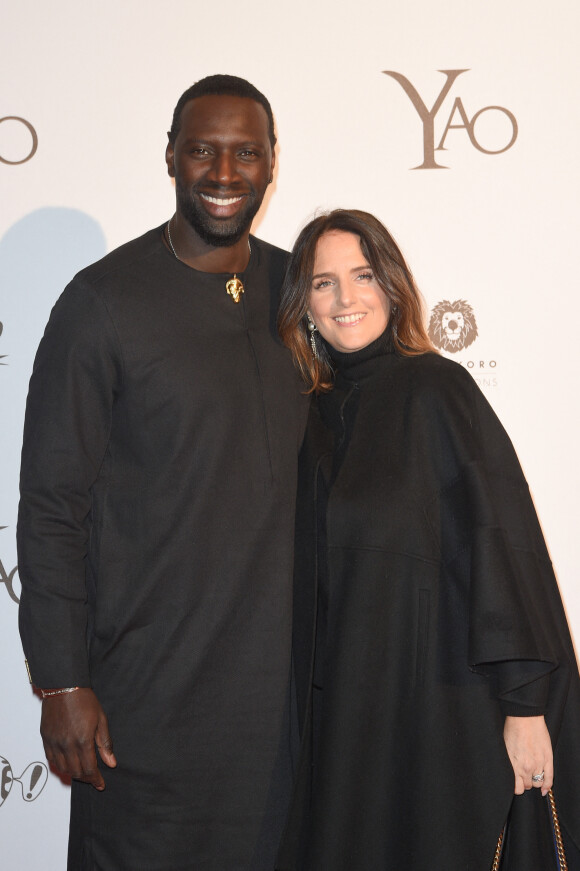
[27,764,43,798]
[16,761,48,801]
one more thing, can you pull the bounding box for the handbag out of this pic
[491,789,567,871]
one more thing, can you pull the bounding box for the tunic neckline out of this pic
[158,223,257,279]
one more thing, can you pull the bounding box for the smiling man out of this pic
[18,75,307,871]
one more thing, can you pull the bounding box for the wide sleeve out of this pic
[459,375,573,707]
[17,277,123,688]
[419,359,575,710]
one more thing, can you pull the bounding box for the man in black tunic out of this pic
[17,75,307,871]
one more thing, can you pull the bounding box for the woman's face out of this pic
[308,230,391,354]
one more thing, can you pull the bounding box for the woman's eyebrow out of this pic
[311,264,370,280]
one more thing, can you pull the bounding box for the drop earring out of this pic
[307,314,318,359]
[391,305,399,340]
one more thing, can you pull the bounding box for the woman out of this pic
[276,210,580,870]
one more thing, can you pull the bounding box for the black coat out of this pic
[278,334,580,870]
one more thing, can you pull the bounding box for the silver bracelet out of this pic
[40,686,80,698]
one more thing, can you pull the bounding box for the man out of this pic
[18,75,307,871]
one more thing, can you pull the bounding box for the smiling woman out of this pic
[276,209,580,871]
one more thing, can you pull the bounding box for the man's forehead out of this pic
[178,94,269,136]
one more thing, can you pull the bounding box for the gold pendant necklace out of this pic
[166,216,251,304]
[225,275,244,303]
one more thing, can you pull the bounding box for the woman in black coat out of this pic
[276,209,580,870]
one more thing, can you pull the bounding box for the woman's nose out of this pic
[336,280,354,307]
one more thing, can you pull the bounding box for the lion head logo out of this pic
[428,299,478,353]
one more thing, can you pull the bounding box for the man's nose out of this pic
[208,151,237,185]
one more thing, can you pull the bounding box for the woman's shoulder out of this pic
[400,352,514,453]
[404,350,470,378]
[385,352,497,444]
[393,351,477,400]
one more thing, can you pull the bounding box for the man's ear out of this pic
[166,135,175,178]
[269,148,276,183]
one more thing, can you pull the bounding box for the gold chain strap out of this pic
[491,789,567,871]
[491,825,505,871]
[547,788,568,871]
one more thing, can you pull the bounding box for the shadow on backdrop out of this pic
[0,207,107,351]
[0,208,108,512]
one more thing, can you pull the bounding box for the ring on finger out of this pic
[531,771,545,783]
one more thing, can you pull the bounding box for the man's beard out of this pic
[176,181,264,248]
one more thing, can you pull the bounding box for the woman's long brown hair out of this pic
[278,209,435,393]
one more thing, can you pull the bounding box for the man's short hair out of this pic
[169,74,276,148]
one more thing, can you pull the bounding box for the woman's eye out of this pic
[357,271,374,281]
[312,279,332,290]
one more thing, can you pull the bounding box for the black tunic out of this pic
[17,226,308,871]
[277,332,580,871]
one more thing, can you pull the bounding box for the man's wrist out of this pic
[39,686,80,699]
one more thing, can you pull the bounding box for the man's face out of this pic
[166,94,275,247]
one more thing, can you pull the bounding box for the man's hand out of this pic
[40,688,117,790]
[503,715,553,797]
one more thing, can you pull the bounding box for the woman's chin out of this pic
[323,330,382,354]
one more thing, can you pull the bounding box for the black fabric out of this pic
[499,789,580,870]
[18,227,308,870]
[499,790,558,871]
[277,337,580,871]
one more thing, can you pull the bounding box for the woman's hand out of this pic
[503,715,553,796]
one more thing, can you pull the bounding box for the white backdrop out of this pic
[1,0,579,866]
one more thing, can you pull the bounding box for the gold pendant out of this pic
[226,275,244,304]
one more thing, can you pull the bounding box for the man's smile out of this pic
[200,193,245,206]
[196,190,249,220]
